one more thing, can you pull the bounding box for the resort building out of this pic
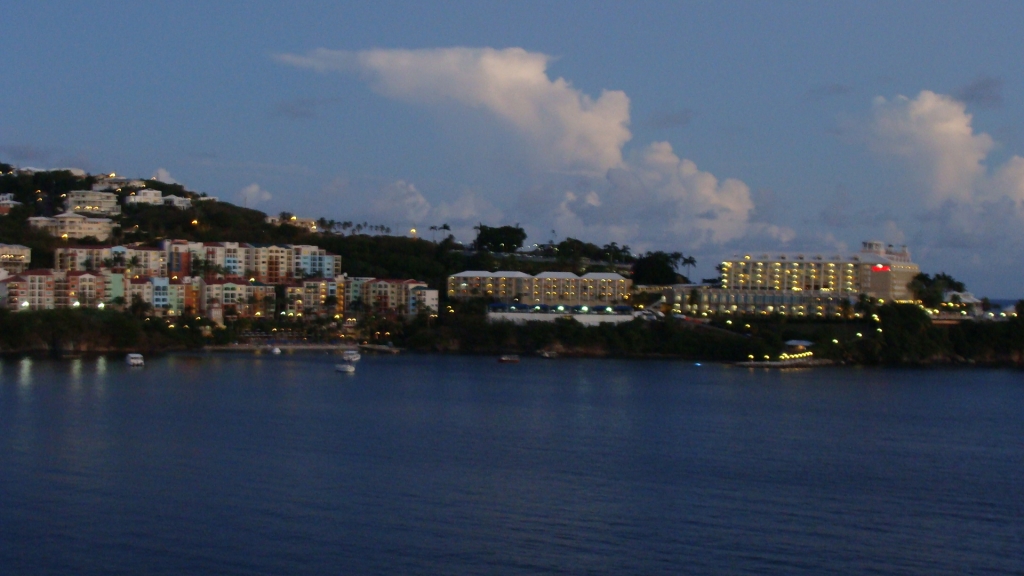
[669,241,922,317]
[163,195,192,210]
[447,270,632,306]
[409,286,439,316]
[28,212,115,241]
[56,271,107,308]
[362,279,428,314]
[342,277,375,312]
[0,193,23,215]
[0,244,31,273]
[65,190,121,215]
[0,269,56,310]
[92,176,146,191]
[123,188,164,205]
[284,278,341,317]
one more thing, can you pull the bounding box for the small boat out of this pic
[341,350,361,362]
[271,347,282,355]
[335,363,356,373]
[498,354,520,363]
[539,350,557,359]
[125,353,144,367]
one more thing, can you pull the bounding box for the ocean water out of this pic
[0,353,1022,575]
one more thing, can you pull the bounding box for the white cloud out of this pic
[278,46,792,257]
[524,142,791,251]
[369,180,432,223]
[276,47,631,174]
[151,167,178,184]
[871,91,993,205]
[236,183,272,206]
[867,90,1024,294]
[320,178,502,241]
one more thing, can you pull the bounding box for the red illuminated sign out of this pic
[871,264,891,272]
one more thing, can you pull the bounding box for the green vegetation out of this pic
[908,272,967,308]
[631,251,693,285]
[472,223,526,253]
[397,306,765,360]
[0,308,212,354]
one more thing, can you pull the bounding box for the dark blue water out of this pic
[1,354,1022,575]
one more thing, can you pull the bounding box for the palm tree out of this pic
[682,256,697,282]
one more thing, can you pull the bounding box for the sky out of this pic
[2,1,1024,297]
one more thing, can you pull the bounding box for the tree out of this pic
[473,224,526,253]
[909,272,967,308]
[682,255,697,280]
[631,251,685,285]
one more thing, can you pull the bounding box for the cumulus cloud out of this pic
[275,47,631,174]
[321,177,502,240]
[236,183,272,206]
[871,90,993,205]
[516,142,792,251]
[151,168,177,184]
[867,90,1024,293]
[277,45,794,261]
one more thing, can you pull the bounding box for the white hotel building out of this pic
[679,241,921,317]
[448,270,632,306]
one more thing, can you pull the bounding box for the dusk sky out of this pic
[3,2,1024,297]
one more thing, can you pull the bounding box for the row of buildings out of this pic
[448,241,923,318]
[0,239,438,322]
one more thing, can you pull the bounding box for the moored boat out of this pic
[498,354,520,363]
[335,363,356,373]
[341,350,361,362]
[126,353,144,367]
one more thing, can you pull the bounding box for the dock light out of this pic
[748,355,754,360]
[763,355,770,360]
[877,328,883,333]
[832,339,838,344]
[192,220,199,225]
[20,301,29,308]
[72,301,80,308]
[856,333,862,338]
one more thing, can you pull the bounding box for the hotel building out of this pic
[677,241,920,316]
[447,270,632,306]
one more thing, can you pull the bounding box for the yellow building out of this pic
[679,241,921,317]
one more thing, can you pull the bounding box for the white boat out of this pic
[341,350,361,362]
[335,363,356,373]
[125,353,144,367]
[271,347,282,355]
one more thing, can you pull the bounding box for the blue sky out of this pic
[3,1,1024,297]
